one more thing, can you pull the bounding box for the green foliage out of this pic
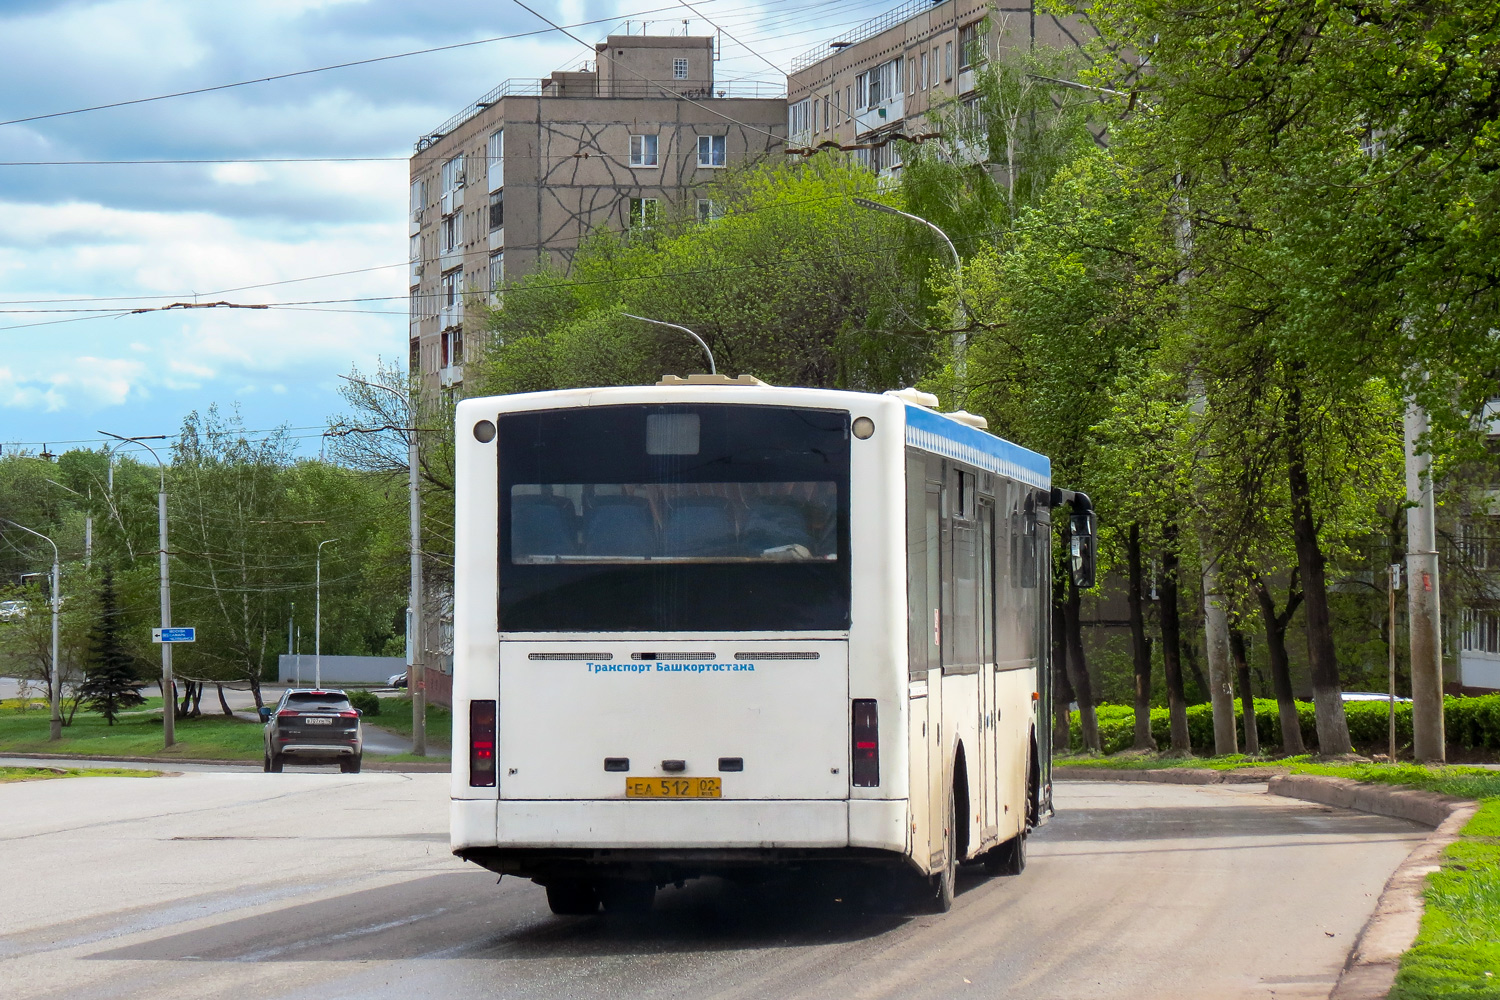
[0,766,159,782]
[472,156,938,394]
[1070,696,1500,755]
[347,690,380,717]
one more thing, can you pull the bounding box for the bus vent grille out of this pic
[733,651,820,660]
[528,652,613,660]
[632,651,716,660]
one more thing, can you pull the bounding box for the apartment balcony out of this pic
[441,186,465,215]
[409,259,422,286]
[439,245,463,273]
[440,365,464,388]
[409,211,423,235]
[855,93,904,137]
[489,227,504,251]
[958,67,976,95]
[440,302,463,330]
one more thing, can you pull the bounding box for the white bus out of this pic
[450,378,1095,914]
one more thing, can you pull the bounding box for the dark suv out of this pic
[261,689,364,772]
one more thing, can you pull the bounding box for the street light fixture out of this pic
[0,519,61,741]
[852,197,968,383]
[337,374,426,756]
[100,431,175,748]
[315,538,340,690]
[620,314,716,374]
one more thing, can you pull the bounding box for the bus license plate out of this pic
[626,777,721,798]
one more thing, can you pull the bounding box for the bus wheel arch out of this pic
[951,742,971,863]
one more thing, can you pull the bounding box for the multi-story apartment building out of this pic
[787,0,1095,174]
[408,33,786,392]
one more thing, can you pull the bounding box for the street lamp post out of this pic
[620,314,716,373]
[315,538,340,689]
[852,198,967,382]
[337,375,425,756]
[1,519,61,741]
[100,431,174,748]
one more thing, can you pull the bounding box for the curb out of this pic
[1268,775,1478,1000]
[0,751,451,772]
[1055,765,1282,784]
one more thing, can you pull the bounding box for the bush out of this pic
[1070,694,1500,755]
[347,690,381,717]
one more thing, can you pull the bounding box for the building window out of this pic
[452,327,464,365]
[944,41,953,81]
[628,196,660,229]
[920,51,928,90]
[409,233,419,261]
[813,100,820,133]
[844,86,851,120]
[697,134,726,167]
[696,198,722,223]
[629,134,659,167]
[673,57,689,79]
[789,99,811,140]
[855,73,867,110]
[1460,520,1496,569]
[932,48,939,86]
[1463,607,1500,654]
[959,22,981,69]
[441,155,465,195]
[409,337,420,373]
[409,289,421,320]
[489,189,504,231]
[441,269,460,311]
[442,214,460,252]
[441,331,451,368]
[487,129,503,191]
[409,178,427,219]
[489,250,504,291]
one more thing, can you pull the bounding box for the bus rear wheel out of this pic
[919,792,957,913]
[545,880,600,916]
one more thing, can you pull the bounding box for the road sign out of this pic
[152,627,196,643]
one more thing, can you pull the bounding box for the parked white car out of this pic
[388,671,408,689]
[0,600,27,622]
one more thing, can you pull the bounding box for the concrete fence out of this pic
[278,654,406,687]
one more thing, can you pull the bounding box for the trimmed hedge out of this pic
[1069,694,1500,755]
[347,690,381,717]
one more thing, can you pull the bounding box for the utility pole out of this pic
[1404,403,1445,761]
[315,539,339,689]
[101,431,174,747]
[339,375,426,755]
[1388,563,1401,761]
[2,520,61,741]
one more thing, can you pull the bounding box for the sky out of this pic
[0,0,893,458]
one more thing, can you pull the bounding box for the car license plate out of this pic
[304,717,332,725]
[625,777,721,798]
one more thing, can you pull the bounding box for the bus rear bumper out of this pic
[451,798,906,854]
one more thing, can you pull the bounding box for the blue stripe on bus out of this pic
[904,405,1051,489]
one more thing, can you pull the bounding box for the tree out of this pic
[78,570,144,724]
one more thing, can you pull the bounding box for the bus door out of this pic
[925,480,945,868]
[979,497,998,841]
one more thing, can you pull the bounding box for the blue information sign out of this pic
[152,627,196,643]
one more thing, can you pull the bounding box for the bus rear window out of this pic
[510,482,837,564]
[497,404,851,632]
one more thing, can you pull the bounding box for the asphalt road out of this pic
[0,771,1426,1000]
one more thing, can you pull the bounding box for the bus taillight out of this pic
[851,699,879,787]
[470,700,497,787]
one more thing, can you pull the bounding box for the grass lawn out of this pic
[0,765,161,782]
[369,697,452,754]
[1058,752,1500,996]
[0,701,265,760]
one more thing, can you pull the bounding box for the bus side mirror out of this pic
[1069,511,1097,590]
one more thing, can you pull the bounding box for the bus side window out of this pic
[906,453,930,677]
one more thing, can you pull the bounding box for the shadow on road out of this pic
[87,866,991,964]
